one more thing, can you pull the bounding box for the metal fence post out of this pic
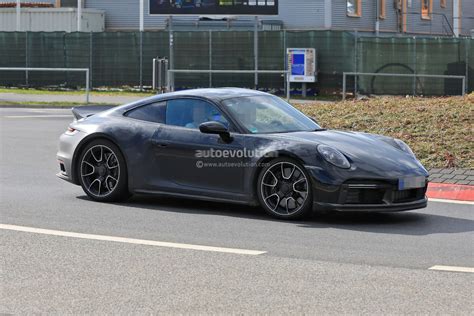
[152,58,156,90]
[286,70,290,101]
[89,31,93,90]
[283,29,288,100]
[64,33,70,87]
[25,31,29,87]
[462,76,466,96]
[209,30,212,88]
[167,69,171,92]
[86,69,90,104]
[354,30,358,99]
[169,16,174,92]
[465,38,469,95]
[164,59,169,92]
[139,31,143,91]
[254,16,259,90]
[158,59,162,91]
[342,73,346,101]
[413,36,417,96]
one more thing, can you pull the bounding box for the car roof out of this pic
[113,88,272,114]
[152,88,270,103]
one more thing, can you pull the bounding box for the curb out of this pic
[427,183,474,202]
[428,168,474,186]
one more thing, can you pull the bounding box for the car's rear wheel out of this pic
[78,139,129,202]
[257,158,313,220]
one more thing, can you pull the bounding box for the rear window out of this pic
[125,102,166,124]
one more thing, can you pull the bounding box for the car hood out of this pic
[271,130,427,176]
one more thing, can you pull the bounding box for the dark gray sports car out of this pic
[57,88,429,219]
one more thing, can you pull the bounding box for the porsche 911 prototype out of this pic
[57,88,428,219]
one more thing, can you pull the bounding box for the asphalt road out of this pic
[1,107,473,314]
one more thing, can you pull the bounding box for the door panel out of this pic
[151,125,247,195]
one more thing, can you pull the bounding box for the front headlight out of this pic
[317,145,351,169]
[394,139,415,156]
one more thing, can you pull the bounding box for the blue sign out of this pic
[291,53,305,76]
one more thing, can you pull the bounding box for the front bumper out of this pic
[314,197,428,212]
[310,176,429,213]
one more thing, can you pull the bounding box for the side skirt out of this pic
[134,189,259,206]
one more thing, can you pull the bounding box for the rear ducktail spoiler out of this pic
[72,105,115,121]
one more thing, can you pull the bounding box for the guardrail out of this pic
[342,72,466,100]
[0,67,90,104]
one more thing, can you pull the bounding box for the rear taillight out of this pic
[65,127,78,135]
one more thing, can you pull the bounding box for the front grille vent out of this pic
[393,188,426,203]
[345,188,385,204]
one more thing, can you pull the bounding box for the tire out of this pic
[78,139,130,202]
[257,157,313,220]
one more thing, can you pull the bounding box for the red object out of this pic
[427,183,474,201]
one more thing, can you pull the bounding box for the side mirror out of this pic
[199,121,232,142]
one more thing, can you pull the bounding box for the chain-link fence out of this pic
[0,30,472,96]
[356,36,472,96]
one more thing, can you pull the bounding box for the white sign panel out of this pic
[287,48,316,83]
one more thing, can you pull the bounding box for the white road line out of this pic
[429,265,474,273]
[3,115,72,118]
[0,224,267,256]
[429,198,474,205]
[23,109,70,112]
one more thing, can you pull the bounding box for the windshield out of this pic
[222,95,321,134]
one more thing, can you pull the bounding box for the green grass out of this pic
[0,87,155,97]
[289,94,340,102]
[295,95,474,169]
[0,87,340,101]
[0,101,107,107]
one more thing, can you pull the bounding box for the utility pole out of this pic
[16,0,21,31]
[139,0,144,31]
[77,0,82,31]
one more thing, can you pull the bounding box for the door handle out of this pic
[151,138,169,147]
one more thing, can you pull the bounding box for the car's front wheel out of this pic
[257,158,313,220]
[78,139,130,202]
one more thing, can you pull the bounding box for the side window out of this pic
[166,99,229,130]
[125,102,166,124]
